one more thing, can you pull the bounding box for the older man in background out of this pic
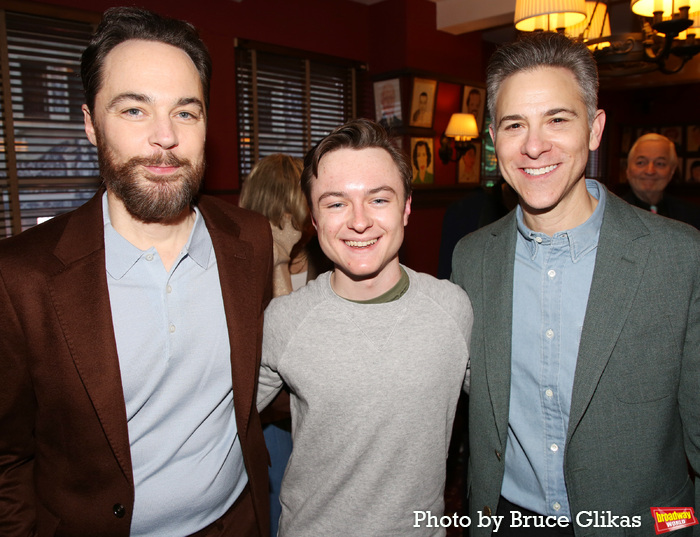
[624,132,700,229]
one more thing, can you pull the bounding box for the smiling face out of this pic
[309,147,411,300]
[490,67,605,233]
[83,39,207,223]
[626,138,676,205]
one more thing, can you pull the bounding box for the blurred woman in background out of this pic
[240,153,328,536]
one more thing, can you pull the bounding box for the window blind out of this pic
[236,45,357,180]
[0,8,100,238]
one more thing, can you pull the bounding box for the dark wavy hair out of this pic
[81,7,212,114]
[301,119,412,206]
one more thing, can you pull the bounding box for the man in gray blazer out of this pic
[451,32,699,536]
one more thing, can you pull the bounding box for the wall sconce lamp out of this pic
[439,113,480,165]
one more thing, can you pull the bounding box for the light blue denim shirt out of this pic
[103,193,247,536]
[501,180,606,519]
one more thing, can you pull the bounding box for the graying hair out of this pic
[628,133,678,168]
[486,32,599,126]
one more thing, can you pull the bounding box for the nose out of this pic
[520,126,551,159]
[149,114,178,150]
[347,203,372,233]
[644,161,656,174]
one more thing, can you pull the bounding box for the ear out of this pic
[403,195,412,226]
[310,212,318,230]
[588,109,606,152]
[82,104,97,147]
[489,122,496,145]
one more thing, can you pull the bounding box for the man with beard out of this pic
[0,7,273,537]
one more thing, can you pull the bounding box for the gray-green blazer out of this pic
[451,189,700,536]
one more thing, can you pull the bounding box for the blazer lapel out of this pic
[567,194,651,441]
[49,191,133,483]
[199,199,259,443]
[482,213,518,446]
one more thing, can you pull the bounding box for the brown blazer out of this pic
[0,190,273,536]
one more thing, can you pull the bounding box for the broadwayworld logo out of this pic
[650,507,699,534]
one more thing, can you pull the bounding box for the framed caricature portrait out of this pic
[687,125,700,153]
[457,141,481,184]
[687,157,700,183]
[374,79,403,130]
[409,78,437,128]
[410,137,434,184]
[462,86,486,132]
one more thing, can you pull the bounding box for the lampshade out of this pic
[445,114,479,141]
[515,0,587,31]
[565,1,611,40]
[631,0,700,17]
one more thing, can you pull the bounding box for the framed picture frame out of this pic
[686,157,700,183]
[409,78,437,128]
[686,125,700,153]
[457,140,481,184]
[660,125,683,154]
[462,86,486,132]
[374,78,403,131]
[410,137,434,184]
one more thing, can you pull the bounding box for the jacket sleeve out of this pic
[0,267,38,535]
[678,236,700,517]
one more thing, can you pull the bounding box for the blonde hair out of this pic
[239,154,308,230]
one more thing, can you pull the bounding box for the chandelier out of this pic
[514,0,700,76]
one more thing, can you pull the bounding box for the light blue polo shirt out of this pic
[103,193,247,536]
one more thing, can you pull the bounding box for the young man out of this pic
[624,133,700,229]
[257,119,473,536]
[451,32,699,536]
[0,8,273,536]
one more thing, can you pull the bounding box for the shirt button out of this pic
[546,329,554,339]
[545,388,554,398]
[553,502,561,511]
[167,285,172,294]
[550,443,559,452]
[548,269,556,278]
[145,254,154,261]
[169,324,176,333]
[535,237,543,243]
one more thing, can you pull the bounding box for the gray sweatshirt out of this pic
[258,266,473,536]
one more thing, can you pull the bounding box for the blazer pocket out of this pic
[609,317,679,404]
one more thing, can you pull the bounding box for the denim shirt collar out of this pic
[515,179,606,262]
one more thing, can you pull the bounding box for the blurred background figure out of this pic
[624,133,700,229]
[239,153,310,536]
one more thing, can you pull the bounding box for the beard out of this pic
[96,132,205,224]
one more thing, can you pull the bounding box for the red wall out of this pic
[34,0,491,276]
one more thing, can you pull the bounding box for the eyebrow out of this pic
[106,93,204,113]
[497,108,578,129]
[316,185,398,204]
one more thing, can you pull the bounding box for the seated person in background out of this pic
[239,153,310,536]
[257,118,473,537]
[624,132,700,229]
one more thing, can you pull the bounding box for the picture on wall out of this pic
[457,140,481,184]
[462,86,486,132]
[410,137,434,184]
[687,157,700,183]
[374,78,403,131]
[687,125,700,153]
[409,78,437,128]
